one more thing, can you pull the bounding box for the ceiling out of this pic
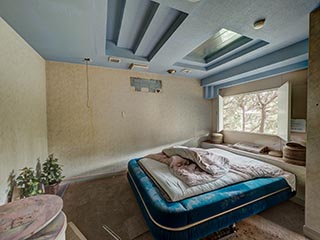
[1,0,319,96]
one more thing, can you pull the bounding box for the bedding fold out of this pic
[146,146,231,186]
[162,146,230,176]
[146,152,228,186]
[142,148,296,201]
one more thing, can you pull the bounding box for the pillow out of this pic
[232,142,268,154]
[162,146,229,176]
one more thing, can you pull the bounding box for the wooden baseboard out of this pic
[62,170,127,185]
[67,222,87,240]
[290,196,305,206]
[304,225,320,240]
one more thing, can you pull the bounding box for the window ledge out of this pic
[222,130,278,138]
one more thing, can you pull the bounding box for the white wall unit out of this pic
[278,81,291,141]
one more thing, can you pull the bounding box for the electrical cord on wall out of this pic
[84,58,91,108]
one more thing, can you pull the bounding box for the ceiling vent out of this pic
[108,56,121,63]
[181,68,192,73]
[129,63,149,71]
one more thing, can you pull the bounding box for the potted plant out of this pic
[41,153,64,195]
[16,167,42,198]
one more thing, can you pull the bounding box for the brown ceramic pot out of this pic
[44,183,59,195]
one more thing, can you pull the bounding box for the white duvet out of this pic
[139,148,296,202]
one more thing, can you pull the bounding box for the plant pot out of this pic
[44,183,59,195]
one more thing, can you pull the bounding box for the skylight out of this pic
[184,28,252,63]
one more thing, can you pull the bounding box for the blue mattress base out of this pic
[128,158,295,240]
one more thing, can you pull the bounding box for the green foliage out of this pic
[41,153,64,186]
[223,89,278,134]
[16,167,42,198]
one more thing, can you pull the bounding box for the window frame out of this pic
[217,82,291,141]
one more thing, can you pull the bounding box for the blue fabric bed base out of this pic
[128,158,295,240]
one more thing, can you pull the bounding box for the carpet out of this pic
[228,215,308,240]
[62,174,308,240]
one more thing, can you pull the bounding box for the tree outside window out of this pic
[223,89,278,135]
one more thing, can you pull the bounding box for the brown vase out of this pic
[44,183,59,195]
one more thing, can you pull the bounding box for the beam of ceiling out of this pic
[147,9,188,60]
[0,0,319,88]
[206,40,269,71]
[132,2,159,54]
[201,39,309,86]
[117,0,157,50]
[106,0,125,44]
[204,60,308,99]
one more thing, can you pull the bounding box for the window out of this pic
[218,82,291,140]
[223,89,278,134]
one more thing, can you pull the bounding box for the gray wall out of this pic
[0,18,48,204]
[304,7,320,240]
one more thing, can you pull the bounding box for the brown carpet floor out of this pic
[62,174,309,240]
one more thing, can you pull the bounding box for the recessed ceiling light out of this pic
[253,18,266,30]
[181,68,192,74]
[167,69,176,74]
[188,0,200,2]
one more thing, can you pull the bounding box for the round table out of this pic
[0,194,66,240]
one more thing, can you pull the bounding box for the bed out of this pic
[127,148,296,240]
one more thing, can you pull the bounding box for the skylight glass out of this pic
[185,28,251,63]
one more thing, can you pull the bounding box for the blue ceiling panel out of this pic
[1,0,319,87]
[206,40,269,71]
[135,6,187,58]
[132,2,159,54]
[117,0,159,50]
[204,60,308,99]
[106,0,125,43]
[175,38,269,73]
[147,10,188,60]
[105,41,148,62]
[201,39,309,86]
[105,0,188,61]
[204,37,252,64]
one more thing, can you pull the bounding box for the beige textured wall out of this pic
[0,18,48,204]
[213,69,308,148]
[304,8,320,240]
[46,61,212,178]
